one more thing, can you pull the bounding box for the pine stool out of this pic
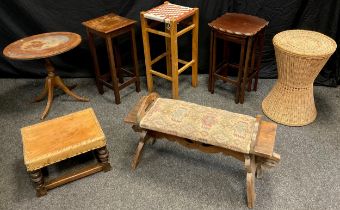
[208,13,268,104]
[21,108,112,197]
[140,1,199,99]
[83,13,141,104]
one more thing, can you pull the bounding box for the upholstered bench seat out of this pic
[140,98,259,154]
[125,93,280,208]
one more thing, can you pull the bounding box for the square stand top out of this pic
[82,13,136,34]
[209,13,268,36]
[21,108,106,171]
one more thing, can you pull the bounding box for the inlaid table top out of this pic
[82,13,136,34]
[3,32,81,60]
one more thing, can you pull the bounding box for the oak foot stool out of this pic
[125,93,280,208]
[262,30,337,126]
[141,1,199,99]
[82,13,141,104]
[208,13,268,104]
[21,108,112,197]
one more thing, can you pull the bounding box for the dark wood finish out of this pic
[83,13,140,104]
[125,94,280,208]
[29,169,47,197]
[208,13,268,104]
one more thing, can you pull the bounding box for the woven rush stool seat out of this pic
[141,1,199,99]
[262,30,337,126]
[208,13,268,104]
[82,13,141,104]
[21,108,111,196]
[125,93,281,208]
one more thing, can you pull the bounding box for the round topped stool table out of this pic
[3,32,89,119]
[262,30,337,126]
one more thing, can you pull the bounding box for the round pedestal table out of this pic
[3,32,89,119]
[262,30,336,126]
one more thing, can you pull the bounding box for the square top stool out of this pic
[83,13,141,104]
[208,13,268,104]
[21,108,111,197]
[140,1,199,99]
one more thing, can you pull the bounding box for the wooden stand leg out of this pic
[170,21,179,99]
[55,76,89,102]
[113,39,124,84]
[165,27,172,77]
[96,146,112,172]
[245,155,256,208]
[41,77,54,119]
[131,131,148,170]
[86,30,104,94]
[140,13,153,93]
[106,37,121,104]
[131,28,141,92]
[191,9,199,87]
[29,169,47,197]
[235,41,246,104]
[35,78,48,102]
[210,31,217,94]
[240,38,253,104]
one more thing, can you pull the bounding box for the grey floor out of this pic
[0,75,339,210]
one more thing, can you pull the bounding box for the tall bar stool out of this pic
[83,13,141,104]
[208,13,268,104]
[140,1,199,99]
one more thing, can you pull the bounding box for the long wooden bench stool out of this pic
[140,1,199,99]
[83,13,141,104]
[21,108,111,197]
[124,93,280,208]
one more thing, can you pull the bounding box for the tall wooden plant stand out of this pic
[83,13,141,104]
[140,1,199,99]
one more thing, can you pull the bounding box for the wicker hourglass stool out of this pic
[262,30,337,126]
[140,1,199,99]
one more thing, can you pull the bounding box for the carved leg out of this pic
[245,155,256,208]
[29,169,47,197]
[55,76,89,102]
[131,131,148,170]
[96,146,112,172]
[35,78,48,102]
[41,78,54,119]
[255,163,263,179]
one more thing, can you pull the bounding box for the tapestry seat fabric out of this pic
[140,98,259,153]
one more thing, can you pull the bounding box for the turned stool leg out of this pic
[170,20,179,99]
[165,26,172,77]
[96,146,112,172]
[29,169,47,197]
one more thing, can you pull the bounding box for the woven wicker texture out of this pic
[144,2,194,23]
[140,98,259,154]
[262,30,337,126]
